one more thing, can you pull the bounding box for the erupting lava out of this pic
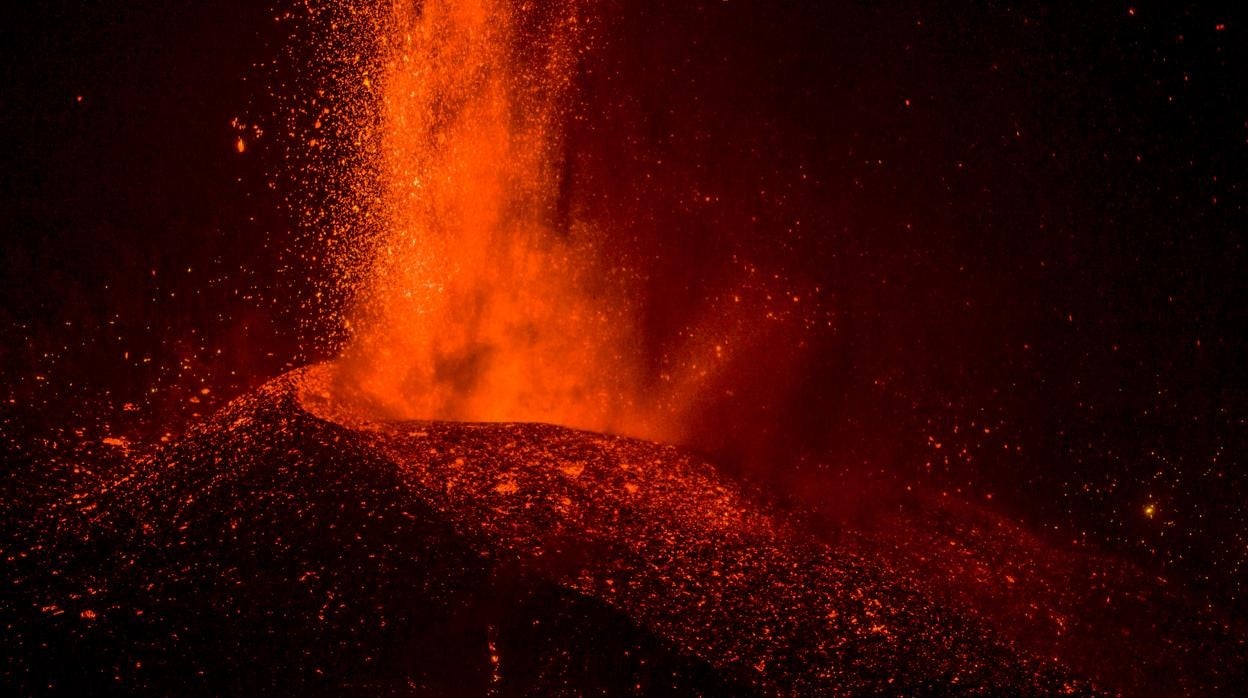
[311,0,664,437]
[4,2,1245,694]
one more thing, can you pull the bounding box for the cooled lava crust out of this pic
[4,366,1243,695]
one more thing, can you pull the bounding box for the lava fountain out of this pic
[311,0,665,438]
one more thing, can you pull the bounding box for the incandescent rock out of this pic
[0,366,1155,694]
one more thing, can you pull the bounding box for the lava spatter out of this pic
[6,365,1244,694]
[3,366,1108,694]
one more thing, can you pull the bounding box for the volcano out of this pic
[2,366,1241,695]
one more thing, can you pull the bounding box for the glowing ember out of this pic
[6,367,1235,693]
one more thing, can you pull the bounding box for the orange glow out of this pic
[279,0,778,445]
[319,0,656,436]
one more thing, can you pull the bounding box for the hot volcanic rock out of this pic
[5,366,1216,694]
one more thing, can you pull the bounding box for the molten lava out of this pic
[317,0,656,437]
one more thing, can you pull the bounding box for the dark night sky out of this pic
[2,0,1246,617]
